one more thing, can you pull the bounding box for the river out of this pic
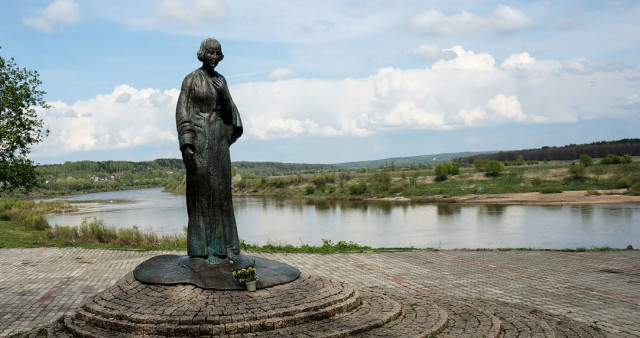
[43,188,639,249]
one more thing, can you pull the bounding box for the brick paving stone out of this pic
[1,248,638,337]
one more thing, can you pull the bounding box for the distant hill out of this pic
[333,151,494,169]
[455,138,640,163]
[232,161,337,176]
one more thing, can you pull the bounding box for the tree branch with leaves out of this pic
[0,46,49,192]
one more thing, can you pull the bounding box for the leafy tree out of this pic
[450,162,460,175]
[1,48,49,191]
[579,154,593,167]
[484,160,506,177]
[434,164,449,181]
[474,159,489,172]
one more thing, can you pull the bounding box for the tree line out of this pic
[455,139,640,163]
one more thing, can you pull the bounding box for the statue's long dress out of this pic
[176,68,243,259]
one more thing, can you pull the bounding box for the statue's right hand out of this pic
[182,147,197,174]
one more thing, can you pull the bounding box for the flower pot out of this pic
[246,281,257,292]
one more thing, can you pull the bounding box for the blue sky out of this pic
[1,0,639,165]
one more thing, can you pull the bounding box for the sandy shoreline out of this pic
[371,189,640,205]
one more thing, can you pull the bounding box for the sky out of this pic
[1,0,639,165]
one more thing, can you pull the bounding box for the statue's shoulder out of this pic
[214,71,227,81]
[181,69,205,87]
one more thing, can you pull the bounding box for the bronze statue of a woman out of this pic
[134,38,298,289]
[176,38,243,263]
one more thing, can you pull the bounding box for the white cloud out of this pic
[155,0,226,26]
[501,52,536,68]
[22,0,81,33]
[35,47,640,155]
[491,5,532,33]
[432,46,495,70]
[35,85,178,156]
[268,68,294,81]
[409,5,531,36]
[384,102,446,129]
[488,94,526,122]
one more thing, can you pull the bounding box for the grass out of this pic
[48,218,187,250]
[0,220,62,248]
[239,238,379,254]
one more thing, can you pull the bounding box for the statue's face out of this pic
[203,47,222,69]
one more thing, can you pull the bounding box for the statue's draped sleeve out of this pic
[218,75,243,145]
[176,74,195,152]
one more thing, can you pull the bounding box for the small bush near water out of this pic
[628,182,640,196]
[540,185,564,194]
[0,199,74,230]
[48,218,187,249]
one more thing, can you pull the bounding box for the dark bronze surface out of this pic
[133,254,300,290]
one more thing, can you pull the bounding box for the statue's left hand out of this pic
[182,147,197,174]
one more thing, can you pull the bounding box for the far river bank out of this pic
[367,189,640,205]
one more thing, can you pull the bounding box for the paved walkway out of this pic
[0,248,638,337]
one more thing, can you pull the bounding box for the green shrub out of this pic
[484,160,506,177]
[600,154,621,165]
[254,178,267,189]
[390,183,407,194]
[540,185,563,194]
[348,182,367,195]
[617,177,632,188]
[621,154,633,164]
[434,164,449,181]
[450,162,461,175]
[23,212,49,230]
[312,174,333,190]
[116,226,144,246]
[441,161,453,173]
[568,164,587,180]
[269,178,286,188]
[304,185,315,195]
[516,155,525,166]
[338,172,351,182]
[48,225,76,244]
[579,154,593,167]
[409,173,419,187]
[628,182,640,196]
[369,172,391,193]
[530,177,543,186]
[474,159,489,172]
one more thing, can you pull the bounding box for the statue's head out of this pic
[197,38,224,68]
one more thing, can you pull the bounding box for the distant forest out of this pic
[455,138,640,163]
[334,151,491,168]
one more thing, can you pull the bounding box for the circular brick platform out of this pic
[34,272,606,337]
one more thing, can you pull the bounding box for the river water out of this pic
[43,188,639,249]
